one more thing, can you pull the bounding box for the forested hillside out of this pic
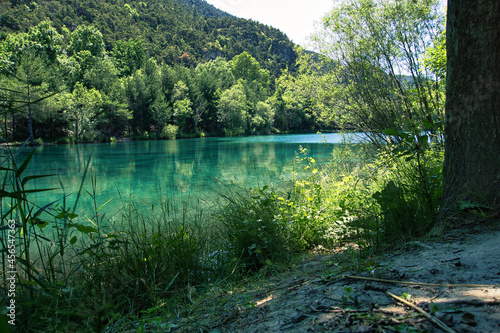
[0,0,325,143]
[0,0,297,77]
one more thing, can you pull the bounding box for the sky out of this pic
[204,0,447,48]
[204,0,335,48]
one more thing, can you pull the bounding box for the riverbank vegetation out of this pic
[0,0,467,331]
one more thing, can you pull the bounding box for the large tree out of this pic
[441,0,500,215]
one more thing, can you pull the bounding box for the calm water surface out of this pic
[10,133,360,216]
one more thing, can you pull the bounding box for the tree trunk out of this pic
[441,0,500,216]
[75,118,79,143]
[27,84,35,146]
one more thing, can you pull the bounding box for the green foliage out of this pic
[309,0,445,143]
[217,82,249,137]
[65,82,103,142]
[372,148,443,243]
[251,101,274,134]
[162,124,178,140]
[216,186,290,272]
[422,26,447,80]
[0,20,63,75]
[231,52,269,87]
[172,80,193,133]
[323,136,444,247]
[68,25,105,58]
[277,147,339,249]
[112,37,146,77]
[0,0,303,142]
[0,0,297,78]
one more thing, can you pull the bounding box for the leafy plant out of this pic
[216,185,291,272]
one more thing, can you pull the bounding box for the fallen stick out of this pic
[345,275,500,288]
[387,292,457,333]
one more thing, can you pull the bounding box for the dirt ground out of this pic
[165,222,500,333]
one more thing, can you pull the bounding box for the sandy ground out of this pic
[192,223,500,333]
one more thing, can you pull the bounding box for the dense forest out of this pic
[1,0,322,143]
[0,0,296,73]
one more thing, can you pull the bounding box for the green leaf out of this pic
[21,174,55,186]
[422,119,433,129]
[418,135,429,147]
[55,211,78,219]
[429,301,439,314]
[70,236,78,244]
[15,149,36,178]
[382,128,399,136]
[67,223,98,234]
[247,243,257,254]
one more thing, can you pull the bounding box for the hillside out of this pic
[0,0,297,77]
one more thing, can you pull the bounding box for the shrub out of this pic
[372,148,443,244]
[216,186,291,272]
[162,124,178,140]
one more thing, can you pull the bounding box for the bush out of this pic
[161,124,178,140]
[216,186,291,272]
[319,138,444,248]
[372,148,443,244]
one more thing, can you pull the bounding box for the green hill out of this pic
[0,0,297,77]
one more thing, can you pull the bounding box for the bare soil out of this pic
[170,222,500,333]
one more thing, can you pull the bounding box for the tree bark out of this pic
[442,0,500,216]
[27,84,35,146]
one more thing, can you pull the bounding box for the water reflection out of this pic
[9,133,358,216]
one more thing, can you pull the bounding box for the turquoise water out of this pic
[6,133,361,217]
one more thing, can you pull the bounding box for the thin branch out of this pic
[345,275,500,288]
[387,292,457,333]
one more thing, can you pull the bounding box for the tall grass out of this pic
[0,146,215,331]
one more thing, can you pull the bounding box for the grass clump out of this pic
[216,185,291,273]
[0,146,213,331]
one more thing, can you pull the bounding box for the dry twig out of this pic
[345,275,500,288]
[387,292,457,333]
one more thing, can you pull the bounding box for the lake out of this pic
[6,133,361,218]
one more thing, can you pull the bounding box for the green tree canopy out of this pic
[68,25,105,58]
[217,82,248,137]
[112,37,146,77]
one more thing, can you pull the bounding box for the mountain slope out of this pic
[0,0,297,77]
[177,0,234,18]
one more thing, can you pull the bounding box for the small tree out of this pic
[252,101,274,134]
[67,82,102,142]
[172,80,193,134]
[0,21,63,144]
[9,52,51,145]
[217,83,248,137]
